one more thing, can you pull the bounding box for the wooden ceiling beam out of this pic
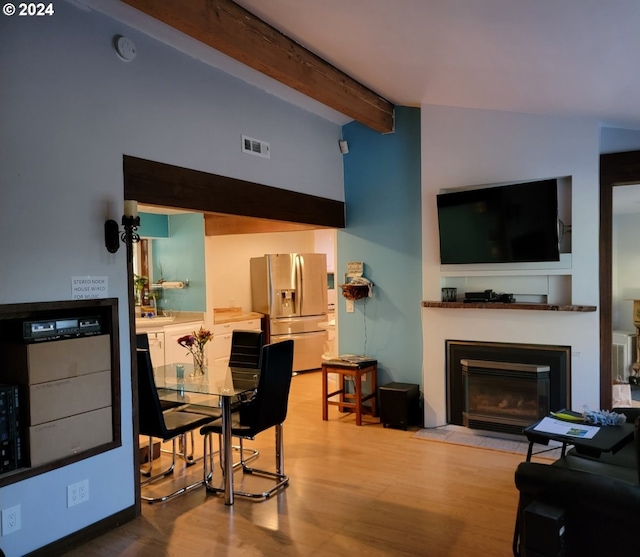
[204,213,326,236]
[123,155,346,229]
[121,0,394,133]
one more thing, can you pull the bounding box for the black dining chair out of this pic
[200,339,294,501]
[138,333,197,463]
[229,330,264,368]
[179,329,264,418]
[137,348,216,504]
[179,329,265,464]
[218,330,265,463]
[227,329,264,393]
[135,333,150,350]
[137,334,183,412]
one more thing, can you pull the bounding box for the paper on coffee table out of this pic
[533,417,599,439]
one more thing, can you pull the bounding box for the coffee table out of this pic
[513,416,635,555]
[523,417,635,462]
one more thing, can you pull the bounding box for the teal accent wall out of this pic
[339,106,423,386]
[152,213,206,312]
[138,212,169,238]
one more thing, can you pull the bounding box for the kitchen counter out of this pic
[135,311,205,331]
[213,307,263,325]
[136,308,263,331]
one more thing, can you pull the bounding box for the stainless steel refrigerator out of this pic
[250,253,328,372]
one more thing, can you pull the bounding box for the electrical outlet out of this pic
[2,504,21,535]
[78,479,89,503]
[68,480,89,507]
[67,483,79,508]
[346,299,355,313]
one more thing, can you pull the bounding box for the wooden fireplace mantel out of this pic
[421,301,597,312]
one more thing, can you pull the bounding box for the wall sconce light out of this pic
[105,200,140,262]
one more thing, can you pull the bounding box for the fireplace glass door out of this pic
[462,359,550,434]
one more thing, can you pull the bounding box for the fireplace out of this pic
[446,340,570,435]
[462,359,550,433]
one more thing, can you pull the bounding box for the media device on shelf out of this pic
[463,289,514,303]
[436,178,561,265]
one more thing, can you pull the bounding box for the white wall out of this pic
[421,105,600,427]
[205,231,316,313]
[314,229,338,311]
[0,4,342,554]
[313,229,337,273]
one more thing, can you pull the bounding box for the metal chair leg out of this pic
[215,435,256,471]
[206,425,289,501]
[142,475,205,504]
[141,437,176,484]
[238,437,259,467]
[140,435,156,478]
[275,423,284,476]
[203,433,260,493]
[163,432,200,466]
[141,436,208,504]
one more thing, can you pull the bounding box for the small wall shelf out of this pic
[439,254,573,276]
[421,301,596,312]
[438,254,576,307]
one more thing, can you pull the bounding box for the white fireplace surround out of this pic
[421,308,598,428]
[419,105,601,429]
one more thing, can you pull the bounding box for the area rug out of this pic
[411,426,563,460]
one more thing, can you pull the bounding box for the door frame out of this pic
[599,149,640,409]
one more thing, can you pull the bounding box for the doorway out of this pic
[599,149,640,409]
[124,155,346,512]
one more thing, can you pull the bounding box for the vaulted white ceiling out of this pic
[81,0,640,130]
[76,0,640,215]
[234,0,640,129]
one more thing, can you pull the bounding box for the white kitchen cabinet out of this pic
[211,318,262,368]
[139,318,262,371]
[212,331,233,360]
[163,321,204,366]
[146,331,165,368]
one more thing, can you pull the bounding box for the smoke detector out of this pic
[113,35,136,62]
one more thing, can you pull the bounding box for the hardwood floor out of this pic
[63,371,531,556]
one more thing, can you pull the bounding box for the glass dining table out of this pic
[153,362,258,505]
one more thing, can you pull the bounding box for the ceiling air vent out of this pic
[242,135,270,159]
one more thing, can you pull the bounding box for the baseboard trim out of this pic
[24,505,136,556]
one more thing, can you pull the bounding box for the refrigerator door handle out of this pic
[295,253,303,315]
[266,256,276,317]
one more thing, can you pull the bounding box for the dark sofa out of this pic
[514,408,640,556]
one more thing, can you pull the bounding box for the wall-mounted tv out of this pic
[437,179,560,264]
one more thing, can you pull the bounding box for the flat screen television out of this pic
[436,179,560,264]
